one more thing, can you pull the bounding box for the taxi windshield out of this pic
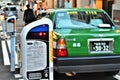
[54,11,114,29]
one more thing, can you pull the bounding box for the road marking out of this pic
[0,24,19,68]
[114,75,120,80]
[14,74,24,80]
[1,39,19,67]
[0,25,2,31]
[0,26,3,36]
[1,40,10,65]
[14,74,22,78]
[7,39,18,66]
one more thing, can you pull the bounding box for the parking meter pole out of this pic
[10,33,15,72]
[10,19,16,72]
[14,19,16,32]
[49,31,53,80]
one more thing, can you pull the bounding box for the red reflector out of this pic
[38,32,46,36]
[43,32,46,36]
[38,32,42,36]
[56,49,67,57]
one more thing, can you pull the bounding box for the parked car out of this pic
[3,5,18,19]
[38,8,120,76]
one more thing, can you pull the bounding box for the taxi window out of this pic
[55,12,96,29]
[54,11,114,29]
[69,11,114,26]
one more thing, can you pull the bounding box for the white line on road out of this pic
[1,40,10,66]
[7,39,18,66]
[114,75,120,80]
[0,25,3,36]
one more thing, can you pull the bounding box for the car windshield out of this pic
[5,7,16,11]
[10,7,17,11]
[54,11,114,29]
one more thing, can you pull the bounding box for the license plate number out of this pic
[92,42,109,51]
[88,38,113,54]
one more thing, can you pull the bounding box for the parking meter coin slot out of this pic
[28,72,42,79]
[27,69,49,79]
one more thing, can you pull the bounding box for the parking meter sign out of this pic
[20,18,53,80]
[26,24,49,79]
[26,40,47,71]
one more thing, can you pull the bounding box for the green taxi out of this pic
[47,8,120,75]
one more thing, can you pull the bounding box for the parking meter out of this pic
[20,18,53,80]
[6,15,16,72]
[6,15,16,33]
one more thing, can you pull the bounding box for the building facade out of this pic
[27,0,119,17]
[45,0,117,17]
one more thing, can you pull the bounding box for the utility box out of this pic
[20,18,53,80]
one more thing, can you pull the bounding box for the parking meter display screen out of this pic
[26,24,49,40]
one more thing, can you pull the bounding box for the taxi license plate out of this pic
[88,38,113,54]
[91,41,109,51]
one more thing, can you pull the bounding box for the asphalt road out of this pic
[54,72,117,80]
[0,39,15,80]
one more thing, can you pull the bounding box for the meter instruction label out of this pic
[26,40,47,71]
